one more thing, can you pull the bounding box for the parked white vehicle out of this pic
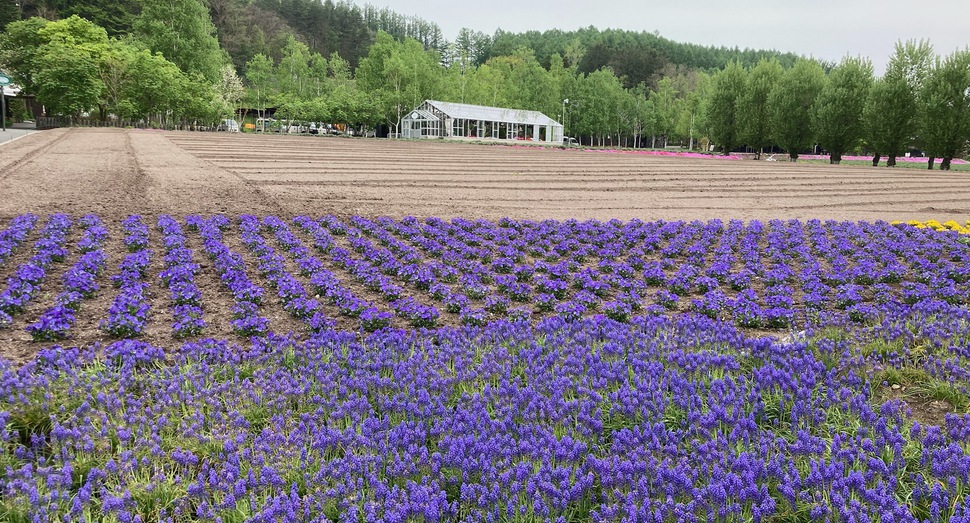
[255,117,276,132]
[217,119,240,132]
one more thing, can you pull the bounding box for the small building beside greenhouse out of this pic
[401,100,564,143]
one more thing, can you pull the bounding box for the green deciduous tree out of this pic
[769,59,826,161]
[737,58,783,159]
[134,0,227,84]
[812,56,873,164]
[275,35,311,99]
[669,69,709,150]
[244,53,274,118]
[123,48,194,122]
[34,16,109,116]
[649,77,677,148]
[0,17,50,96]
[355,31,443,134]
[101,41,186,121]
[705,61,746,154]
[863,39,933,166]
[920,48,970,170]
[0,0,20,29]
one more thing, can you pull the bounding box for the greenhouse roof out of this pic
[424,100,561,127]
[404,109,439,121]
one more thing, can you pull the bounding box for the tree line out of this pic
[705,41,970,169]
[1,0,239,124]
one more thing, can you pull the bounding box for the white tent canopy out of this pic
[401,100,563,143]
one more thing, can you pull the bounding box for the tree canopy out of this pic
[812,56,873,164]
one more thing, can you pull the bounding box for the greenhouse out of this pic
[401,100,563,143]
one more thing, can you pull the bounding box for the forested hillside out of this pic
[5,0,802,77]
[487,27,803,87]
[7,0,445,71]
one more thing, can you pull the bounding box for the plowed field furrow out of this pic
[1,129,968,223]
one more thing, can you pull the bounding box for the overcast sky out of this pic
[369,0,970,74]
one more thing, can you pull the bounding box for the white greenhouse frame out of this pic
[401,100,564,144]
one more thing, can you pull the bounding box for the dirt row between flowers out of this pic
[0,128,968,223]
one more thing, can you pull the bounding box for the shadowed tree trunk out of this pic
[830,152,842,165]
[871,154,880,166]
[941,157,952,171]
[928,157,935,169]
[887,155,897,167]
[788,152,798,162]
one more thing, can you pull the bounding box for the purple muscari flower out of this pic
[104,339,165,367]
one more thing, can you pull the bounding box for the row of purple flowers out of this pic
[3,302,970,520]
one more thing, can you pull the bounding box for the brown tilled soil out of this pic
[1,128,969,222]
[0,128,968,362]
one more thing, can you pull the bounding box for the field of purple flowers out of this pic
[1,213,970,521]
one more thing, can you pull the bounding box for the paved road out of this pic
[0,128,37,146]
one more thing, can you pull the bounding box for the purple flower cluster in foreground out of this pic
[101,216,152,338]
[26,215,107,341]
[4,302,970,521]
[0,214,72,327]
[190,215,269,337]
[4,214,970,520]
[158,215,206,337]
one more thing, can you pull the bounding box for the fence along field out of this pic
[2,129,970,520]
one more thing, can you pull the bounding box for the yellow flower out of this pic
[897,219,970,233]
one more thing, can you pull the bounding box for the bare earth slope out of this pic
[1,128,968,222]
